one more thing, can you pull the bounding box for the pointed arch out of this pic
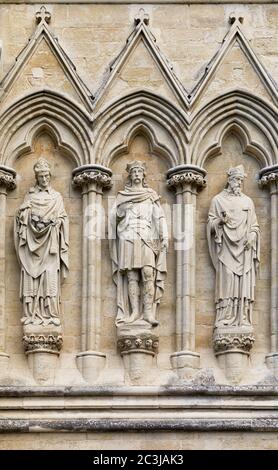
[191,90,277,168]
[93,90,189,168]
[109,120,174,168]
[0,90,93,167]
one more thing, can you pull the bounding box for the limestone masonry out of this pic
[0,0,278,450]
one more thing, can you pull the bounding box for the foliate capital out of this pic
[0,166,17,191]
[72,165,112,190]
[167,165,206,190]
[259,169,278,189]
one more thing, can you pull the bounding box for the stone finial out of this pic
[36,6,51,25]
[134,8,150,26]
[229,13,244,25]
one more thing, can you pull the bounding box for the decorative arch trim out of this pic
[0,90,92,166]
[108,120,175,168]
[191,90,277,168]
[201,121,269,170]
[93,89,189,167]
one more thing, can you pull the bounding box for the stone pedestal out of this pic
[170,351,200,379]
[265,353,278,376]
[76,351,106,383]
[213,326,254,383]
[117,321,159,385]
[23,324,63,385]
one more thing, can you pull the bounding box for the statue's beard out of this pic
[232,187,241,196]
[227,185,242,196]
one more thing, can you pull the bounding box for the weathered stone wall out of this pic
[1,431,278,450]
[1,3,278,96]
[0,0,277,450]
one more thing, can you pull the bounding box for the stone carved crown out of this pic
[33,157,51,174]
[126,160,146,173]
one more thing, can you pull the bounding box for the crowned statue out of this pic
[110,161,168,327]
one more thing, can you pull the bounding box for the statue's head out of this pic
[33,157,51,190]
[126,160,147,187]
[226,165,246,195]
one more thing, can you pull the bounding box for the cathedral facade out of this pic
[0,0,277,450]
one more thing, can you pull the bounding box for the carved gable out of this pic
[0,23,93,113]
[94,19,187,112]
[191,21,277,109]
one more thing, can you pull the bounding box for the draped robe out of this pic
[207,190,260,327]
[14,185,69,326]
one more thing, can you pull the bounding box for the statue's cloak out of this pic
[109,186,167,324]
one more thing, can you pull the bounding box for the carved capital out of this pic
[167,165,206,190]
[259,172,278,188]
[213,328,255,354]
[23,333,63,354]
[0,166,16,191]
[117,334,159,355]
[72,165,112,190]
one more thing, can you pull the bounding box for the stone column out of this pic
[73,164,112,383]
[167,165,206,378]
[259,164,278,373]
[0,166,16,370]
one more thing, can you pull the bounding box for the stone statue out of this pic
[110,161,168,326]
[207,165,260,328]
[14,158,69,326]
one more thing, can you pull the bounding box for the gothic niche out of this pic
[8,131,80,384]
[197,134,269,384]
[104,133,174,384]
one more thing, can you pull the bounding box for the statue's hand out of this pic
[244,232,256,250]
[50,219,62,228]
[219,213,230,226]
[161,238,169,252]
